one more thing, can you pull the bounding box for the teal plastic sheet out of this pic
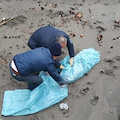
[1,72,68,116]
[1,48,100,116]
[60,48,100,83]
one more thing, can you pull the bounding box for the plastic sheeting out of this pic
[1,48,100,116]
[60,48,100,83]
[1,72,68,116]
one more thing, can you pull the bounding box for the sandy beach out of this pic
[0,0,120,120]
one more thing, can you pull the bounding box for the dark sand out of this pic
[0,0,120,120]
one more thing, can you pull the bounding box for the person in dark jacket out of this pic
[28,25,75,69]
[9,43,66,90]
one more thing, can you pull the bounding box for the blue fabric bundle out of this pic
[1,48,100,116]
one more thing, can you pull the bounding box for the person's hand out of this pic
[58,80,68,86]
[69,57,74,66]
[60,65,65,69]
[45,72,50,75]
[60,84,68,88]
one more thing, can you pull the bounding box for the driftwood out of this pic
[0,17,14,27]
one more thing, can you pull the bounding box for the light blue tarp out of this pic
[1,48,100,116]
[1,72,68,116]
[60,48,100,83]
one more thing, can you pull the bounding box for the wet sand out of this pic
[0,0,120,120]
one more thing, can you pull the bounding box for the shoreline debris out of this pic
[113,36,120,40]
[0,17,14,27]
[97,34,104,46]
[59,103,69,110]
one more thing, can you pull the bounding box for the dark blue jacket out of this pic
[13,47,64,83]
[28,25,74,67]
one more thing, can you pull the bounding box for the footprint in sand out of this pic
[66,85,79,100]
[103,58,115,64]
[69,84,79,95]
[6,15,27,27]
[61,110,71,118]
[67,93,74,100]
[16,44,20,50]
[47,112,55,119]
[4,52,12,60]
[90,96,99,105]
[112,65,119,70]
[59,106,73,118]
[101,57,120,77]
[100,68,115,77]
[9,46,12,49]
[22,45,26,48]
[115,56,120,62]
[80,87,89,95]
[76,94,80,99]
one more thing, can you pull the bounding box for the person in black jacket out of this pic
[28,25,75,69]
[9,43,66,90]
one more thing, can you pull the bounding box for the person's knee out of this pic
[28,82,42,90]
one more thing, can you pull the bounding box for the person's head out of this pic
[55,36,67,48]
[49,43,61,60]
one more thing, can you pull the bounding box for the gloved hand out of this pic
[60,65,65,69]
[69,57,74,66]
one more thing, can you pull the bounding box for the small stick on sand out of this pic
[0,17,14,27]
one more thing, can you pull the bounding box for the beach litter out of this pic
[0,17,14,27]
[97,34,104,46]
[113,36,120,40]
[59,103,69,110]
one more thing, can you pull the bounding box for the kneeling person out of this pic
[9,43,66,90]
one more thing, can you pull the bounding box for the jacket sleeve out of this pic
[46,64,65,83]
[28,35,38,49]
[63,33,75,58]
[54,60,61,68]
[67,38,75,58]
